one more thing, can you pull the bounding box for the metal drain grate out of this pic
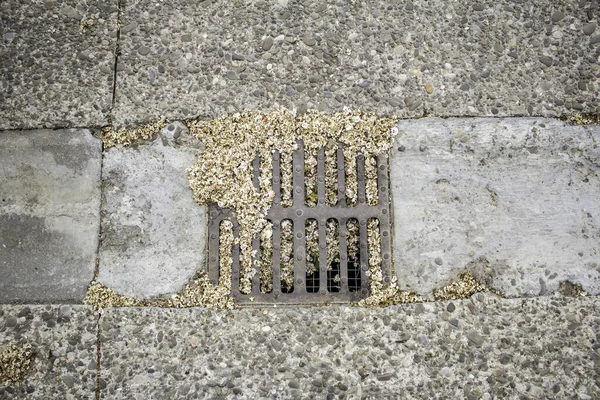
[206,140,392,304]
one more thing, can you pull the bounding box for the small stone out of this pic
[62,375,74,388]
[499,353,511,365]
[121,22,137,34]
[551,11,564,23]
[308,75,319,84]
[425,82,434,94]
[467,331,484,346]
[446,303,456,312]
[539,56,553,67]
[590,35,600,45]
[189,337,199,347]
[262,37,274,51]
[226,71,239,80]
[377,373,394,381]
[434,257,443,265]
[405,1,414,11]
[5,316,17,328]
[232,53,245,61]
[288,380,300,389]
[181,34,192,42]
[473,4,485,11]
[261,326,271,332]
[302,35,316,46]
[138,46,151,56]
[460,83,470,91]
[583,23,597,35]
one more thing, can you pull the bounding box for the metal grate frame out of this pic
[206,140,392,304]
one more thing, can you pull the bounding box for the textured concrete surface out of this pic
[97,137,206,298]
[391,118,600,298]
[0,129,102,303]
[0,305,98,398]
[0,0,117,130]
[99,294,600,399]
[112,0,600,127]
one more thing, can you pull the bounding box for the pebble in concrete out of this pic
[391,118,600,297]
[99,294,600,399]
[0,0,118,130]
[112,0,600,127]
[97,134,206,298]
[0,305,98,398]
[0,129,102,302]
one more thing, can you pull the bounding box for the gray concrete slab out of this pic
[391,118,600,298]
[0,129,102,303]
[0,305,98,398]
[97,138,207,298]
[99,294,600,399]
[0,0,117,130]
[112,0,600,127]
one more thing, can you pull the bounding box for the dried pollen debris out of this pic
[186,108,422,305]
[0,343,35,385]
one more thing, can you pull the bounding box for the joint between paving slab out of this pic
[95,311,102,400]
[111,0,122,109]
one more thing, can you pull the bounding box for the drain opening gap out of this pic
[259,222,274,294]
[357,154,366,205]
[326,218,341,293]
[281,150,293,208]
[280,219,294,293]
[358,219,369,289]
[219,220,234,289]
[305,147,318,207]
[344,147,358,207]
[271,220,282,295]
[338,218,349,293]
[367,218,382,286]
[272,150,282,206]
[336,144,346,207]
[347,218,361,292]
[366,154,378,206]
[325,144,338,206]
[231,220,241,294]
[208,211,221,285]
[318,219,328,295]
[305,219,319,293]
[248,155,261,295]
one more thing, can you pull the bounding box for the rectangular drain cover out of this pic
[207,140,392,304]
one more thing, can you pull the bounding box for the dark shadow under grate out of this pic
[206,140,393,304]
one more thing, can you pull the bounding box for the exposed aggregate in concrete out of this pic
[112,0,600,127]
[0,305,98,399]
[0,0,117,130]
[99,294,600,399]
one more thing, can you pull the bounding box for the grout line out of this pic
[111,0,122,110]
[93,143,105,280]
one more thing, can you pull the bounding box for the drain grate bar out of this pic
[206,139,393,304]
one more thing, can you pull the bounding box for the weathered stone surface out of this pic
[391,118,600,297]
[97,139,206,298]
[0,0,117,130]
[0,305,98,398]
[99,295,600,399]
[112,0,599,127]
[0,129,102,302]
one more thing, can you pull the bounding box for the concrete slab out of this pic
[0,305,98,398]
[391,118,600,297]
[97,139,206,298]
[99,295,600,399]
[0,0,117,130]
[0,129,102,303]
[112,0,600,127]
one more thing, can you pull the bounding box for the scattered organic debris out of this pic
[564,113,600,125]
[433,272,501,300]
[100,119,167,148]
[0,343,35,385]
[558,281,588,297]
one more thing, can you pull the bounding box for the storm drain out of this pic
[206,140,392,304]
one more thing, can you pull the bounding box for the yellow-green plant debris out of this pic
[0,343,34,385]
[564,113,600,125]
[433,271,499,300]
[357,218,422,306]
[100,119,167,148]
[558,281,588,297]
[187,108,397,296]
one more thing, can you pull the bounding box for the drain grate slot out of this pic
[207,140,392,304]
